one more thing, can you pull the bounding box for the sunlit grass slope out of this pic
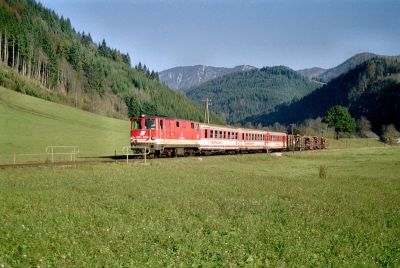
[0,87,129,163]
[328,138,384,149]
[0,147,399,266]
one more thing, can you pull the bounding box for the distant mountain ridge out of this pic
[186,66,321,124]
[318,52,377,82]
[159,65,256,90]
[297,52,378,82]
[246,56,400,133]
[296,67,326,80]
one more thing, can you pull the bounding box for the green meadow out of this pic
[0,87,128,164]
[1,148,399,266]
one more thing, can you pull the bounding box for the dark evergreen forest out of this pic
[0,0,218,122]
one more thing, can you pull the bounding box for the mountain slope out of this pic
[159,65,255,90]
[0,0,214,122]
[318,52,377,82]
[186,66,321,124]
[246,57,400,133]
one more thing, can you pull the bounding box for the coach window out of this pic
[210,130,213,138]
[160,119,164,130]
[205,129,208,138]
[176,121,180,128]
[191,122,195,129]
[219,131,222,139]
[145,119,156,129]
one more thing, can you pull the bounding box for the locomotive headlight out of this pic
[130,137,134,143]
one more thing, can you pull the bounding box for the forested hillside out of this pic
[186,66,321,124]
[247,57,400,133]
[0,0,216,122]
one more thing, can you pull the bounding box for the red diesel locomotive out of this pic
[130,115,326,157]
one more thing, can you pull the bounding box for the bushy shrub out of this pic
[381,125,400,145]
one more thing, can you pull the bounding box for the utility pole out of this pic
[204,97,210,124]
[290,123,295,135]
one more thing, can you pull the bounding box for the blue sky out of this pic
[40,0,400,72]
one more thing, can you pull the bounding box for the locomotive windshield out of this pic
[131,119,142,130]
[145,119,156,129]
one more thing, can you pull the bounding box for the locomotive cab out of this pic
[130,117,158,147]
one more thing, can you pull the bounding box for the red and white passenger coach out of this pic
[130,115,326,157]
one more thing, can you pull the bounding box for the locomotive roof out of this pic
[130,115,197,122]
[130,116,287,135]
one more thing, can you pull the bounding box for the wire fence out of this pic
[9,146,79,165]
[1,145,151,166]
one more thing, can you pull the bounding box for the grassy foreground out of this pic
[0,147,399,266]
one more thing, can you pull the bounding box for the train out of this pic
[130,115,327,157]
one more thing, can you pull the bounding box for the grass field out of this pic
[0,87,129,164]
[328,138,384,149]
[1,147,399,266]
